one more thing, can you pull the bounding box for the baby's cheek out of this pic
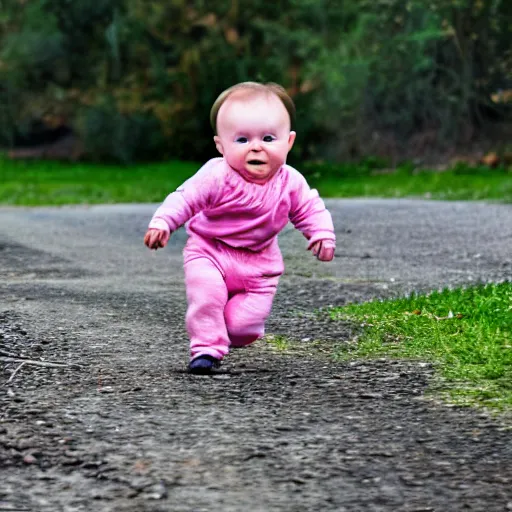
[227,152,245,171]
[269,150,287,167]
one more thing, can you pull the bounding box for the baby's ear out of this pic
[287,131,297,152]
[214,136,224,156]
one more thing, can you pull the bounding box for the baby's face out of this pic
[214,92,296,183]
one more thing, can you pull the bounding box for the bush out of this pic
[0,0,510,162]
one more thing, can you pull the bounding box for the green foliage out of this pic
[0,1,64,143]
[304,0,512,159]
[2,2,64,84]
[329,282,512,409]
[78,101,165,163]
[0,0,510,161]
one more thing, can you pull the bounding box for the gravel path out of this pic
[1,199,511,512]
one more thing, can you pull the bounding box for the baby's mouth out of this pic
[247,159,266,165]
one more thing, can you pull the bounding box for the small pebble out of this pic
[23,454,37,464]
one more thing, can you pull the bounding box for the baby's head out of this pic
[210,82,296,183]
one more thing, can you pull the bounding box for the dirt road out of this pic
[1,199,511,511]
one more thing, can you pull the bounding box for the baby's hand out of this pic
[310,240,335,261]
[144,228,170,250]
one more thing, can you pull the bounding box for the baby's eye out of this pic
[235,136,248,143]
[263,135,275,142]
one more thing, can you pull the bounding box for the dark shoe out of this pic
[188,355,221,375]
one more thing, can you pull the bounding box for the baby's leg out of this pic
[184,257,230,360]
[224,280,278,348]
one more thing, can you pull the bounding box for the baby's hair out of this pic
[210,82,296,134]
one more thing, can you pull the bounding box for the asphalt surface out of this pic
[1,199,511,512]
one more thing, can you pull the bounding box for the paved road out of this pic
[0,199,511,512]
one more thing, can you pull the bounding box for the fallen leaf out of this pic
[481,152,499,167]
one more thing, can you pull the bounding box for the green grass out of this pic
[304,162,512,202]
[0,157,200,205]
[329,282,512,410]
[0,156,511,205]
[265,334,292,351]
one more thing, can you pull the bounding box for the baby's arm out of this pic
[144,159,221,250]
[288,168,336,261]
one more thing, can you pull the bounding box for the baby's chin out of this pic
[245,163,270,176]
[243,163,278,181]
[229,163,276,184]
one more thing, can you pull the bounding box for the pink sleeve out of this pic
[288,167,336,249]
[148,159,221,233]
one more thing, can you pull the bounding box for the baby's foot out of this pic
[188,355,221,375]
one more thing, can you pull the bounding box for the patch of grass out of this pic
[329,282,512,410]
[0,157,199,205]
[304,162,512,202]
[1,156,511,205]
[265,334,291,351]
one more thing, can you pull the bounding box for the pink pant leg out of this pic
[224,279,278,347]
[184,257,230,360]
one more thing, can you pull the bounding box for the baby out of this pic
[144,82,336,374]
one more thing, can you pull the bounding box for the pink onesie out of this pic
[148,157,335,360]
